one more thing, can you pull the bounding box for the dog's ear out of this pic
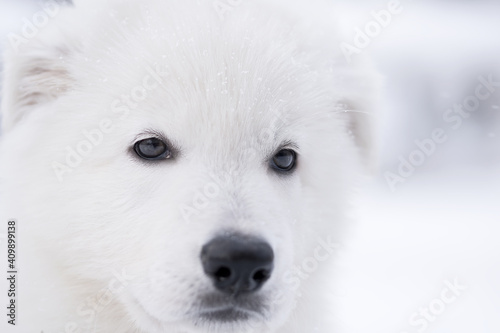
[1,6,77,133]
[337,66,382,169]
[340,99,376,165]
[1,45,74,132]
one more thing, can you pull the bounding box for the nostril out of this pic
[214,266,232,281]
[252,269,270,283]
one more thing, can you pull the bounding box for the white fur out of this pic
[0,1,378,332]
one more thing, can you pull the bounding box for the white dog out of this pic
[0,0,378,332]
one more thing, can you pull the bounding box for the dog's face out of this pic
[0,1,375,332]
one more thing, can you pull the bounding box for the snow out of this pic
[337,167,500,332]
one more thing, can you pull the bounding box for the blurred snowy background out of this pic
[0,0,498,332]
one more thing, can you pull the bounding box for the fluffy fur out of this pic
[0,0,378,332]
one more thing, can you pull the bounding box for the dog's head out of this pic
[0,0,378,332]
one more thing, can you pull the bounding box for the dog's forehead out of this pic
[141,82,299,157]
[71,1,337,154]
[93,32,311,133]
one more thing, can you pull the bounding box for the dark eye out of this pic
[134,138,171,160]
[271,149,297,172]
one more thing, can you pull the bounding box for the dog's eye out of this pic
[271,149,297,172]
[134,138,172,160]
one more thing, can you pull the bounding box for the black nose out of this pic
[201,233,274,295]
